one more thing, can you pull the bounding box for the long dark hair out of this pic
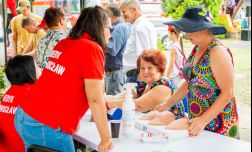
[5,55,37,85]
[69,6,109,51]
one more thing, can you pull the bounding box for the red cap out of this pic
[37,17,46,28]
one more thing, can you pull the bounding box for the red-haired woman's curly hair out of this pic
[137,50,167,76]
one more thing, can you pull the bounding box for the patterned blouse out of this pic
[36,30,68,69]
[182,38,239,139]
[136,77,185,119]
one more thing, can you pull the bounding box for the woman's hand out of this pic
[98,138,113,152]
[154,102,170,112]
[106,100,125,109]
[188,116,208,136]
[85,79,113,152]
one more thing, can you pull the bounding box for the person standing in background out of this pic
[10,0,42,56]
[165,25,186,88]
[120,0,157,83]
[35,7,68,70]
[240,7,248,29]
[225,0,236,17]
[21,17,46,57]
[105,4,131,95]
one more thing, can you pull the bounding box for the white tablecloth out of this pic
[73,111,251,152]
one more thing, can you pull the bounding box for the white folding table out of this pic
[73,111,251,152]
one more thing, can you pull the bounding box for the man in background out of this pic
[10,0,42,56]
[22,17,46,57]
[105,4,131,95]
[120,0,157,83]
[225,0,236,17]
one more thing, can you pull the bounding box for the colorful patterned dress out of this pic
[182,39,239,139]
[136,77,185,119]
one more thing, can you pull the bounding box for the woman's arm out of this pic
[105,91,126,109]
[134,85,172,112]
[166,47,176,78]
[105,91,127,101]
[85,79,113,151]
[155,81,188,111]
[106,88,138,109]
[189,46,235,136]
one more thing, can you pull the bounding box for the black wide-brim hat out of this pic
[164,6,227,35]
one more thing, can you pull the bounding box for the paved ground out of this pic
[238,104,251,142]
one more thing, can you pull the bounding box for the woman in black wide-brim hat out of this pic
[155,6,239,139]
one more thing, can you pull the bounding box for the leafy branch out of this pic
[0,67,6,90]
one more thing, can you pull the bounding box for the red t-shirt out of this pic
[21,33,105,134]
[0,84,33,152]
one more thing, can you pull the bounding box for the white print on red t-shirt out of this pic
[50,50,63,59]
[0,105,17,115]
[2,95,15,103]
[45,60,66,76]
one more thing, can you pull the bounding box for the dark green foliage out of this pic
[0,68,5,90]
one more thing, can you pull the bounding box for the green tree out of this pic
[0,68,5,91]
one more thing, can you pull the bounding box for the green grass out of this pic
[232,48,251,106]
[0,67,6,90]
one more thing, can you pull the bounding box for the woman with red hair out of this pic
[106,50,186,126]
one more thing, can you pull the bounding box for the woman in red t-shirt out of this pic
[14,6,113,152]
[0,55,37,152]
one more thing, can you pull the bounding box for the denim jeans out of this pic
[14,107,75,152]
[105,70,126,95]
